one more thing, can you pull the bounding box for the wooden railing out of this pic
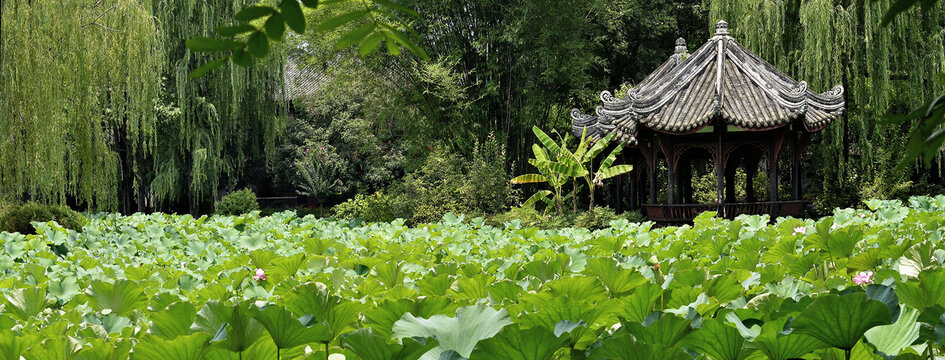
[643,201,808,224]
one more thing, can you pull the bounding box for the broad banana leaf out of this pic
[511,174,548,184]
[574,128,590,160]
[532,144,548,162]
[522,191,552,209]
[599,144,624,170]
[586,131,616,161]
[532,126,561,155]
[599,165,633,180]
[531,159,586,177]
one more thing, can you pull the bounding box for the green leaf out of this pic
[300,0,318,8]
[87,280,147,317]
[791,293,893,350]
[232,48,254,67]
[5,287,51,321]
[587,333,689,360]
[189,58,228,79]
[191,301,265,353]
[679,317,751,360]
[383,31,402,55]
[599,165,633,180]
[337,22,377,49]
[530,159,583,177]
[510,174,547,184]
[0,330,32,360]
[468,326,567,360]
[531,127,561,155]
[234,6,274,22]
[253,305,331,349]
[132,333,210,360]
[343,328,438,360]
[280,0,305,34]
[521,190,551,209]
[185,37,241,52]
[216,24,256,37]
[264,13,285,40]
[377,24,429,60]
[316,9,369,32]
[359,32,385,56]
[864,305,920,356]
[247,32,269,58]
[625,313,693,348]
[47,276,79,303]
[149,301,197,340]
[896,268,945,310]
[392,304,512,359]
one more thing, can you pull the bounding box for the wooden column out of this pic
[715,125,725,204]
[768,140,779,202]
[791,128,801,200]
[628,155,638,210]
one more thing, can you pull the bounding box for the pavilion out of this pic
[571,20,845,223]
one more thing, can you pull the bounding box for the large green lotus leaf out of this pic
[543,276,609,303]
[517,294,621,349]
[791,293,893,350]
[149,301,197,340]
[191,301,265,353]
[679,317,753,360]
[4,287,52,321]
[449,274,494,300]
[253,305,331,349]
[75,338,132,360]
[87,280,147,317]
[616,282,662,323]
[896,268,945,310]
[392,304,512,360]
[468,326,567,360]
[21,336,80,360]
[0,330,36,360]
[586,333,689,360]
[343,328,439,360]
[284,282,333,321]
[132,333,210,360]
[864,306,920,356]
[363,297,456,339]
[325,300,368,341]
[47,277,80,303]
[203,337,305,360]
[374,262,406,288]
[417,274,454,296]
[898,242,937,278]
[753,317,827,360]
[631,312,694,346]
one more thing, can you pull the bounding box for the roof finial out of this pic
[715,20,729,36]
[674,38,687,54]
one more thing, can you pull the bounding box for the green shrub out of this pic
[216,188,259,216]
[332,191,404,222]
[0,202,85,234]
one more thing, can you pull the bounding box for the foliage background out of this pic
[1,0,944,216]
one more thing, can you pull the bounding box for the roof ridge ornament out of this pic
[674,38,687,55]
[715,20,729,36]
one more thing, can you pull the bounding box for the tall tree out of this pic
[0,0,162,210]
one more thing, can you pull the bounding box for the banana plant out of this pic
[528,126,633,211]
[511,140,571,215]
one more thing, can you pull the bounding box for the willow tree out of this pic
[0,0,163,210]
[146,0,285,214]
[709,0,945,206]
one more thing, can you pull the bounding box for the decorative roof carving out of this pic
[572,20,845,145]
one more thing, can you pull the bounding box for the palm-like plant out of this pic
[512,126,633,213]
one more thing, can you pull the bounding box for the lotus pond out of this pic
[3,197,945,359]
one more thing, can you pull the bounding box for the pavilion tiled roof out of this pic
[572,20,845,145]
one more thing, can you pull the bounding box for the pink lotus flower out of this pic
[853,270,873,285]
[253,268,266,281]
[793,226,807,235]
